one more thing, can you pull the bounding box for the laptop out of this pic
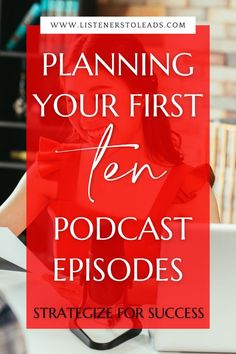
[152,223,236,353]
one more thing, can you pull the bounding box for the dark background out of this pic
[0,0,97,207]
[0,0,97,263]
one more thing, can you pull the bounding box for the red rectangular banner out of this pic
[26,26,210,329]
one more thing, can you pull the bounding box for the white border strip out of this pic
[40,16,196,34]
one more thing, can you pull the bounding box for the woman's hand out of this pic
[0,165,50,236]
[0,173,26,236]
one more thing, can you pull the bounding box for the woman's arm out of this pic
[210,188,221,223]
[0,166,50,236]
[0,174,26,236]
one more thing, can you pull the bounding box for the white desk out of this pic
[0,228,155,354]
[0,227,229,354]
[0,270,155,354]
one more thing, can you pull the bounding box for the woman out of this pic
[0,35,220,331]
[0,35,220,237]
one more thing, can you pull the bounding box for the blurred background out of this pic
[0,0,235,233]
